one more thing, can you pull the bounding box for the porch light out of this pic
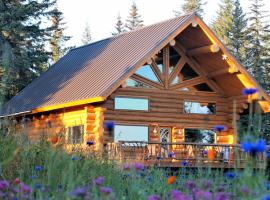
[177,128,182,135]
[152,123,159,135]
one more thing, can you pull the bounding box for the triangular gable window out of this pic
[194,83,213,92]
[135,64,161,83]
[125,78,153,88]
[169,46,181,74]
[180,63,199,80]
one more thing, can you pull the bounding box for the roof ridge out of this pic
[71,12,195,52]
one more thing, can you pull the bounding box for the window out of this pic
[114,125,148,142]
[184,129,215,144]
[184,101,216,114]
[125,78,153,88]
[135,64,161,83]
[67,125,84,144]
[180,63,199,80]
[194,83,213,92]
[115,97,149,111]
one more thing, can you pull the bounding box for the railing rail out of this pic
[105,141,266,168]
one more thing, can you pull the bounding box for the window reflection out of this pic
[114,125,148,142]
[184,101,216,114]
[135,64,160,83]
[126,78,152,88]
[185,129,215,143]
[115,97,149,111]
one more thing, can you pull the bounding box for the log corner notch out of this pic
[186,44,220,57]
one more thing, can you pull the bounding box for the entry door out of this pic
[159,127,171,143]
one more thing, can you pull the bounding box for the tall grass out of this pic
[0,129,270,200]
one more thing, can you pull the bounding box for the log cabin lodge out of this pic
[1,13,270,168]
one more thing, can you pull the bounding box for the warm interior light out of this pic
[222,54,228,60]
[177,129,182,135]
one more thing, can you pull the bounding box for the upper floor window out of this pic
[184,101,216,114]
[135,64,161,83]
[67,125,84,144]
[115,97,149,111]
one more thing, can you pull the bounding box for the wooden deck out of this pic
[105,141,266,169]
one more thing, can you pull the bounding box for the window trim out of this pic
[183,100,217,115]
[114,124,149,143]
[114,96,150,111]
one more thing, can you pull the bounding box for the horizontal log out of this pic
[187,44,220,57]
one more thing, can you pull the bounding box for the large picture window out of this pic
[67,125,84,144]
[184,101,216,114]
[115,97,149,111]
[114,125,148,142]
[185,129,215,144]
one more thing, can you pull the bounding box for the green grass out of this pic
[0,132,270,200]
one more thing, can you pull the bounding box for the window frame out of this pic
[183,100,217,115]
[67,125,84,145]
[113,124,149,143]
[114,96,150,111]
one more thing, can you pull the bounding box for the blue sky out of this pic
[57,0,270,47]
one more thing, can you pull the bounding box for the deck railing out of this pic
[105,141,266,168]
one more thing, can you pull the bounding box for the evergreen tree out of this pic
[212,0,234,50]
[112,14,125,36]
[0,0,59,105]
[81,23,92,45]
[125,2,144,31]
[50,7,71,63]
[175,0,205,18]
[246,0,270,91]
[230,0,248,62]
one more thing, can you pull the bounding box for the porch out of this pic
[105,141,266,169]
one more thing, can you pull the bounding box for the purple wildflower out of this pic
[194,189,212,200]
[20,183,32,194]
[70,187,88,197]
[100,186,112,195]
[168,152,175,158]
[202,180,212,190]
[156,155,162,160]
[105,121,114,135]
[185,180,196,190]
[34,183,42,190]
[134,162,144,171]
[225,172,235,179]
[241,138,267,154]
[242,88,258,96]
[148,194,160,200]
[214,125,225,132]
[47,120,52,128]
[0,180,9,190]
[181,161,188,166]
[214,192,229,200]
[71,156,77,161]
[86,141,95,146]
[240,186,250,196]
[123,163,131,170]
[94,177,104,185]
[203,150,208,155]
[264,195,270,200]
[170,190,192,200]
[35,165,42,171]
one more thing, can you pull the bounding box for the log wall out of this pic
[102,87,243,144]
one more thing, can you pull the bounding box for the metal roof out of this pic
[0,14,193,116]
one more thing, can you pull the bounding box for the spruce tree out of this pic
[81,23,92,45]
[212,0,234,50]
[175,0,205,18]
[246,0,270,91]
[0,0,59,105]
[112,14,125,36]
[125,2,144,31]
[50,7,71,63]
[230,0,248,62]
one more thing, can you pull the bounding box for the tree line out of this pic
[1,0,270,107]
